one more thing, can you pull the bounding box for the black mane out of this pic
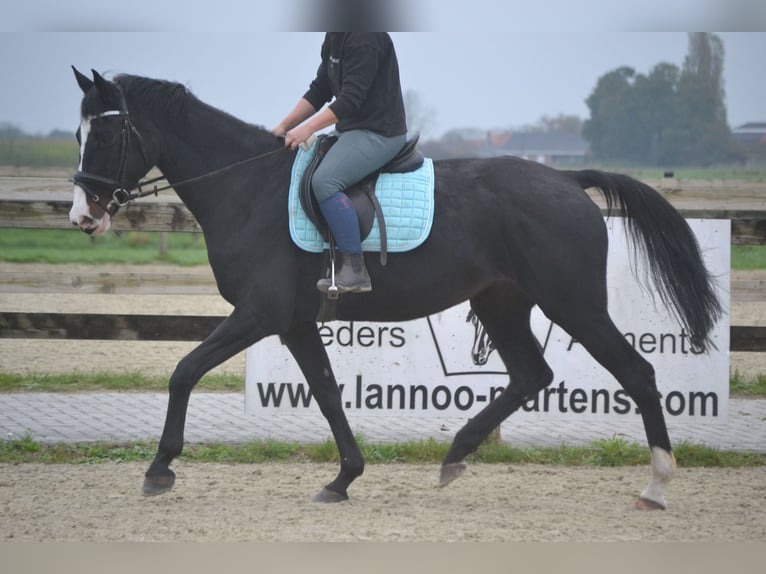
[109,74,275,149]
[114,74,189,120]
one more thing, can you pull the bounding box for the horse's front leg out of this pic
[143,306,266,495]
[281,321,364,502]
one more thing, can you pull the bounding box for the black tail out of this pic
[566,169,723,352]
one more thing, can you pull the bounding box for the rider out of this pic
[272,33,408,293]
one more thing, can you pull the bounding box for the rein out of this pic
[131,145,288,198]
[74,138,287,216]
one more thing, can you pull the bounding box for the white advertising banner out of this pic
[246,219,730,422]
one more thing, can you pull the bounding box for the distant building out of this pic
[731,123,766,145]
[485,131,590,165]
[731,123,766,165]
[423,123,766,166]
[421,129,590,165]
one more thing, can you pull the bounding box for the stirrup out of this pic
[324,236,339,300]
[327,251,339,300]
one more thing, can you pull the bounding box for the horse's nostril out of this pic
[76,214,97,234]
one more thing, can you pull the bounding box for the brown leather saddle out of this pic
[299,133,424,266]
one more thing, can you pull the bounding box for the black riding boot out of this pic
[317,253,372,293]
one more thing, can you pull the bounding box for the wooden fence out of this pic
[1,181,765,351]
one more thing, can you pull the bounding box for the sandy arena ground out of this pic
[1,462,764,542]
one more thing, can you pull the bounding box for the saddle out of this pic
[299,133,424,266]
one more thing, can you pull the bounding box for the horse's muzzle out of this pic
[70,186,112,235]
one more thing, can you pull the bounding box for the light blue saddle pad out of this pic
[288,138,435,254]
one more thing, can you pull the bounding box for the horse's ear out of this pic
[92,69,110,92]
[72,66,93,93]
[91,69,121,108]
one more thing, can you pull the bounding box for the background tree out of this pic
[662,32,734,165]
[641,63,680,163]
[582,66,637,161]
[583,33,736,165]
[0,122,24,139]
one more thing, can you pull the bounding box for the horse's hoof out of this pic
[439,462,467,487]
[142,473,176,496]
[635,496,666,511]
[311,487,349,503]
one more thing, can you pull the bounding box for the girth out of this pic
[299,133,424,266]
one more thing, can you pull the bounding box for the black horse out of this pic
[69,68,721,510]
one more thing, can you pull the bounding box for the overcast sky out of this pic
[1,2,764,138]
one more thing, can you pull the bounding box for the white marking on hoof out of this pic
[638,447,676,510]
[635,497,666,511]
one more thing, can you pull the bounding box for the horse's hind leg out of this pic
[554,309,675,510]
[143,306,266,495]
[280,321,364,502]
[441,287,554,485]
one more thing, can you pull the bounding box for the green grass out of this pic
[0,228,209,266]
[0,372,243,393]
[1,228,762,269]
[729,371,766,397]
[1,434,763,467]
[0,138,78,167]
[1,371,762,396]
[731,245,766,270]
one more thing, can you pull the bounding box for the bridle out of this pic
[71,83,287,217]
[71,82,153,217]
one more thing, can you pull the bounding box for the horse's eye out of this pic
[93,127,120,147]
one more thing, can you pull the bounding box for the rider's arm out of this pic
[271,98,317,137]
[283,106,339,150]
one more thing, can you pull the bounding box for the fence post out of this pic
[158,232,168,257]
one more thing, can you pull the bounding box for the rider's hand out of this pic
[284,124,315,151]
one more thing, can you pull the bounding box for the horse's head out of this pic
[69,67,155,235]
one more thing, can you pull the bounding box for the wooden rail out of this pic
[0,265,218,295]
[0,194,201,233]
[0,312,222,342]
[1,312,763,352]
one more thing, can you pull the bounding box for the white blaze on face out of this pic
[69,116,111,235]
